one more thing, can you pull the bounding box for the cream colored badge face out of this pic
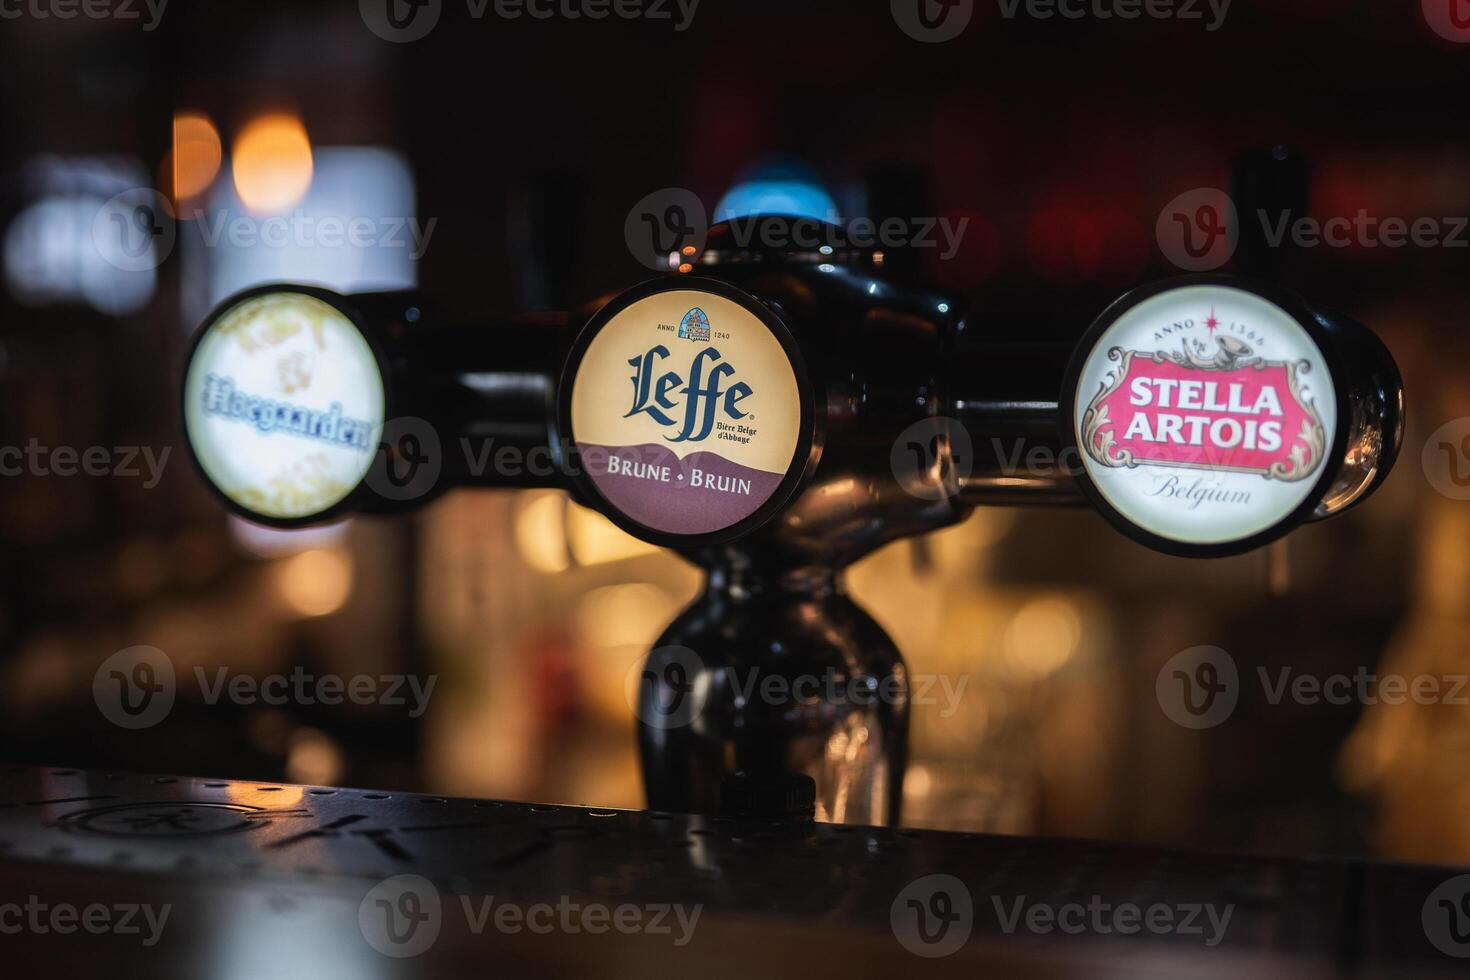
[570,289,802,536]
[1074,285,1336,545]
[184,292,385,521]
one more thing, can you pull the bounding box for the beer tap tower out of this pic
[180,216,1403,826]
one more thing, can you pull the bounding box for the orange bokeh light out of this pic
[171,111,222,202]
[232,113,313,214]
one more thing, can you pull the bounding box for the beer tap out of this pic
[179,216,1403,826]
[180,284,566,525]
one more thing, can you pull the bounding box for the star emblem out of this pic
[1204,308,1220,335]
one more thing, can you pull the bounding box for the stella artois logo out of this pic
[1080,326,1327,483]
[1071,286,1339,549]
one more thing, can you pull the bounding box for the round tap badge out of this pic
[564,280,813,545]
[1065,281,1341,555]
[183,290,386,524]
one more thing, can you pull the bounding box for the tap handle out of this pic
[181,284,564,528]
[1058,275,1402,557]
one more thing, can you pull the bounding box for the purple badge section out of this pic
[578,442,786,536]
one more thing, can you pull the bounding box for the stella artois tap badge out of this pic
[1071,284,1337,549]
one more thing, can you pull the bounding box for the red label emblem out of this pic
[1081,342,1326,482]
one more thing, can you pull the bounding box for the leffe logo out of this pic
[625,345,754,443]
[1080,309,1326,481]
[677,307,711,342]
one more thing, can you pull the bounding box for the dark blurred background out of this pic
[0,0,1465,865]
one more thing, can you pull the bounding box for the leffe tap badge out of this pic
[1062,279,1345,556]
[560,277,816,548]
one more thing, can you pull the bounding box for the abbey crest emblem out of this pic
[1080,310,1327,482]
[677,307,711,342]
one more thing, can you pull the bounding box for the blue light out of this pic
[713,163,837,224]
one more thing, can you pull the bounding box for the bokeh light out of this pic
[274,547,353,617]
[1002,597,1081,678]
[172,111,222,201]
[232,113,314,214]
